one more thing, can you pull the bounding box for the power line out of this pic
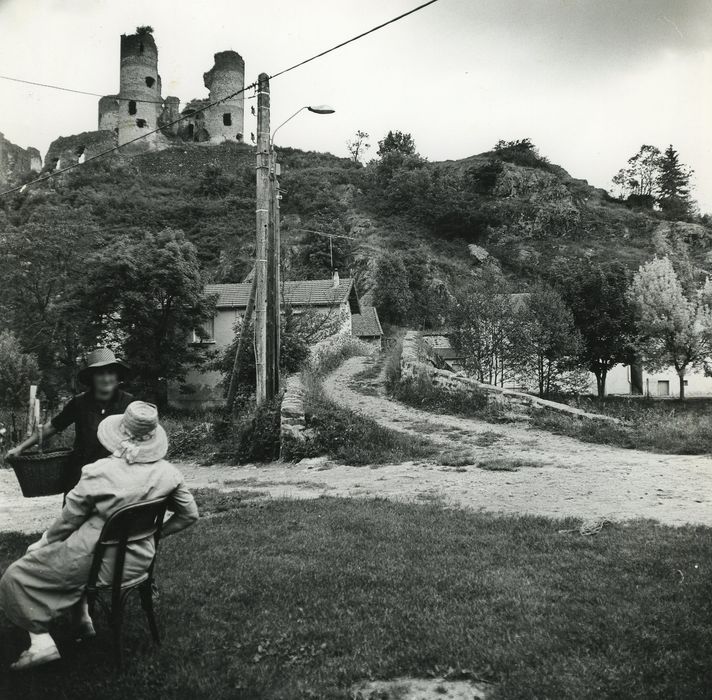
[0,0,442,198]
[270,0,441,79]
[0,74,164,104]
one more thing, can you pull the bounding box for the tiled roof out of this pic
[351,306,383,338]
[206,278,355,308]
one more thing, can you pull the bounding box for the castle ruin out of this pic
[41,27,246,172]
[0,132,41,188]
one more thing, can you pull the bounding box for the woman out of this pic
[0,401,199,670]
[7,347,135,493]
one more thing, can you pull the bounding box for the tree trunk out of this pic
[679,372,686,401]
[594,368,607,398]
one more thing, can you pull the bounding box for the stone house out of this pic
[169,273,383,408]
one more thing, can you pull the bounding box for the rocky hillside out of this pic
[2,140,709,304]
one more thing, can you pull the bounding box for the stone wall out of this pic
[44,131,117,171]
[399,331,619,423]
[281,375,307,443]
[0,132,41,186]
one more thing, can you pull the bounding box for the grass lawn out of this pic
[1,495,711,699]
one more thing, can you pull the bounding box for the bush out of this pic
[309,335,372,376]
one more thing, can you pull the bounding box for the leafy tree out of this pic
[450,266,526,386]
[372,253,413,325]
[346,130,370,163]
[657,145,694,219]
[74,229,215,405]
[0,331,39,412]
[612,145,661,203]
[0,211,100,403]
[521,283,582,397]
[377,130,416,157]
[559,262,636,397]
[628,256,712,400]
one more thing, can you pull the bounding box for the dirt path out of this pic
[3,355,712,534]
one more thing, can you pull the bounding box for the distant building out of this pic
[590,364,712,398]
[169,273,382,408]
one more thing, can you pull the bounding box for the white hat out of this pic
[97,401,168,464]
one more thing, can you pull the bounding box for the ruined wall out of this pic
[0,132,41,187]
[98,95,120,134]
[44,131,116,171]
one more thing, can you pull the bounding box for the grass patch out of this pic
[531,396,712,455]
[1,499,711,699]
[191,487,267,515]
[286,379,439,466]
[474,431,504,447]
[477,457,544,472]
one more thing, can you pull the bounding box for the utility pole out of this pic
[268,153,282,395]
[254,73,270,405]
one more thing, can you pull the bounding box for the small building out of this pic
[591,364,712,398]
[169,274,367,408]
[351,306,384,348]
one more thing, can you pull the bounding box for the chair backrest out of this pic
[87,497,169,595]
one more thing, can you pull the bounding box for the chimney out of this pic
[332,270,340,288]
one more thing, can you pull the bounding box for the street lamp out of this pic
[271,104,336,146]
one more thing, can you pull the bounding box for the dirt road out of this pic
[2,355,711,534]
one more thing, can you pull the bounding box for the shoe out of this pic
[10,645,61,671]
[74,619,96,641]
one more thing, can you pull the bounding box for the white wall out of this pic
[587,364,712,398]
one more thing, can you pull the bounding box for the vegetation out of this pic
[628,256,712,400]
[2,498,711,699]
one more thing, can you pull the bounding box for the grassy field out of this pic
[1,494,711,699]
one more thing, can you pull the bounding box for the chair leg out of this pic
[139,581,161,645]
[110,604,124,670]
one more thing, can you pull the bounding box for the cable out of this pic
[0,0,442,198]
[0,74,164,104]
[270,0,441,79]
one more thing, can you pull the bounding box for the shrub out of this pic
[393,369,490,417]
[309,335,372,376]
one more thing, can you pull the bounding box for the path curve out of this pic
[2,355,712,534]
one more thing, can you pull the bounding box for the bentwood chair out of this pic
[86,497,169,669]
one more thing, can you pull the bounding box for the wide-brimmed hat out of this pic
[77,347,130,386]
[97,401,168,464]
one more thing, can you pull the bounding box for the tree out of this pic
[74,229,215,404]
[450,266,526,386]
[521,283,582,397]
[0,331,39,412]
[559,262,636,397]
[377,130,416,157]
[612,145,661,203]
[628,256,712,400]
[346,130,370,163]
[372,252,413,325]
[657,145,694,219]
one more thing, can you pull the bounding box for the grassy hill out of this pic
[3,139,710,308]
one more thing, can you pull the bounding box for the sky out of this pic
[0,0,710,210]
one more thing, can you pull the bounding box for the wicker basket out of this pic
[7,449,72,497]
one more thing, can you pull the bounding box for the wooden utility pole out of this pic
[268,153,282,396]
[254,73,270,405]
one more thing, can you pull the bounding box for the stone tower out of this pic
[181,51,245,143]
[98,29,178,150]
[203,51,245,143]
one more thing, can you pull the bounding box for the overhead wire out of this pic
[0,0,442,198]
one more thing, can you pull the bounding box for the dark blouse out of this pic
[52,389,134,468]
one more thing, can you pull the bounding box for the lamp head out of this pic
[307,105,336,115]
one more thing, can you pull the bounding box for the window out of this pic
[145,76,155,88]
[684,380,689,386]
[136,118,147,128]
[192,317,215,344]
[128,100,137,115]
[222,113,232,126]
[236,132,243,142]
[186,124,194,139]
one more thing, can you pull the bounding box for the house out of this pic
[590,364,712,398]
[168,272,383,408]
